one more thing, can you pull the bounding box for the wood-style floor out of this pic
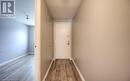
[45,59,82,81]
[0,55,35,81]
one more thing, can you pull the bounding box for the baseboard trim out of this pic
[42,58,55,81]
[71,59,86,81]
[0,53,28,66]
[28,52,34,55]
[54,57,72,60]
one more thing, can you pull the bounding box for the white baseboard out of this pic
[42,58,55,81]
[0,53,28,66]
[54,57,72,60]
[28,52,34,55]
[71,59,86,81]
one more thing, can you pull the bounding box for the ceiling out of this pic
[45,0,81,20]
[11,0,81,25]
[13,0,35,26]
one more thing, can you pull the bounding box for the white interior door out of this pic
[54,21,72,59]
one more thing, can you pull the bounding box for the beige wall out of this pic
[40,0,53,80]
[72,0,129,81]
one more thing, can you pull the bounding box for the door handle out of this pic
[35,45,37,48]
[67,41,70,45]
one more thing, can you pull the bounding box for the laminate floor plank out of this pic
[60,60,67,81]
[66,60,77,81]
[45,59,82,81]
[70,61,82,81]
[0,55,35,81]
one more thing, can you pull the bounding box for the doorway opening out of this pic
[0,0,35,81]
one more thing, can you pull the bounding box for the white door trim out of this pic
[35,0,41,81]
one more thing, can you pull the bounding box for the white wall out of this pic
[0,19,29,64]
[54,21,72,59]
[28,26,34,54]
[72,0,129,81]
[36,0,54,80]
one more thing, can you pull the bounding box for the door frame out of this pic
[35,0,41,81]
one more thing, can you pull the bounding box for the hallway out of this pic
[45,59,81,81]
[0,55,35,81]
[36,0,130,81]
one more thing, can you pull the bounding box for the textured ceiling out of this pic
[45,0,81,20]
